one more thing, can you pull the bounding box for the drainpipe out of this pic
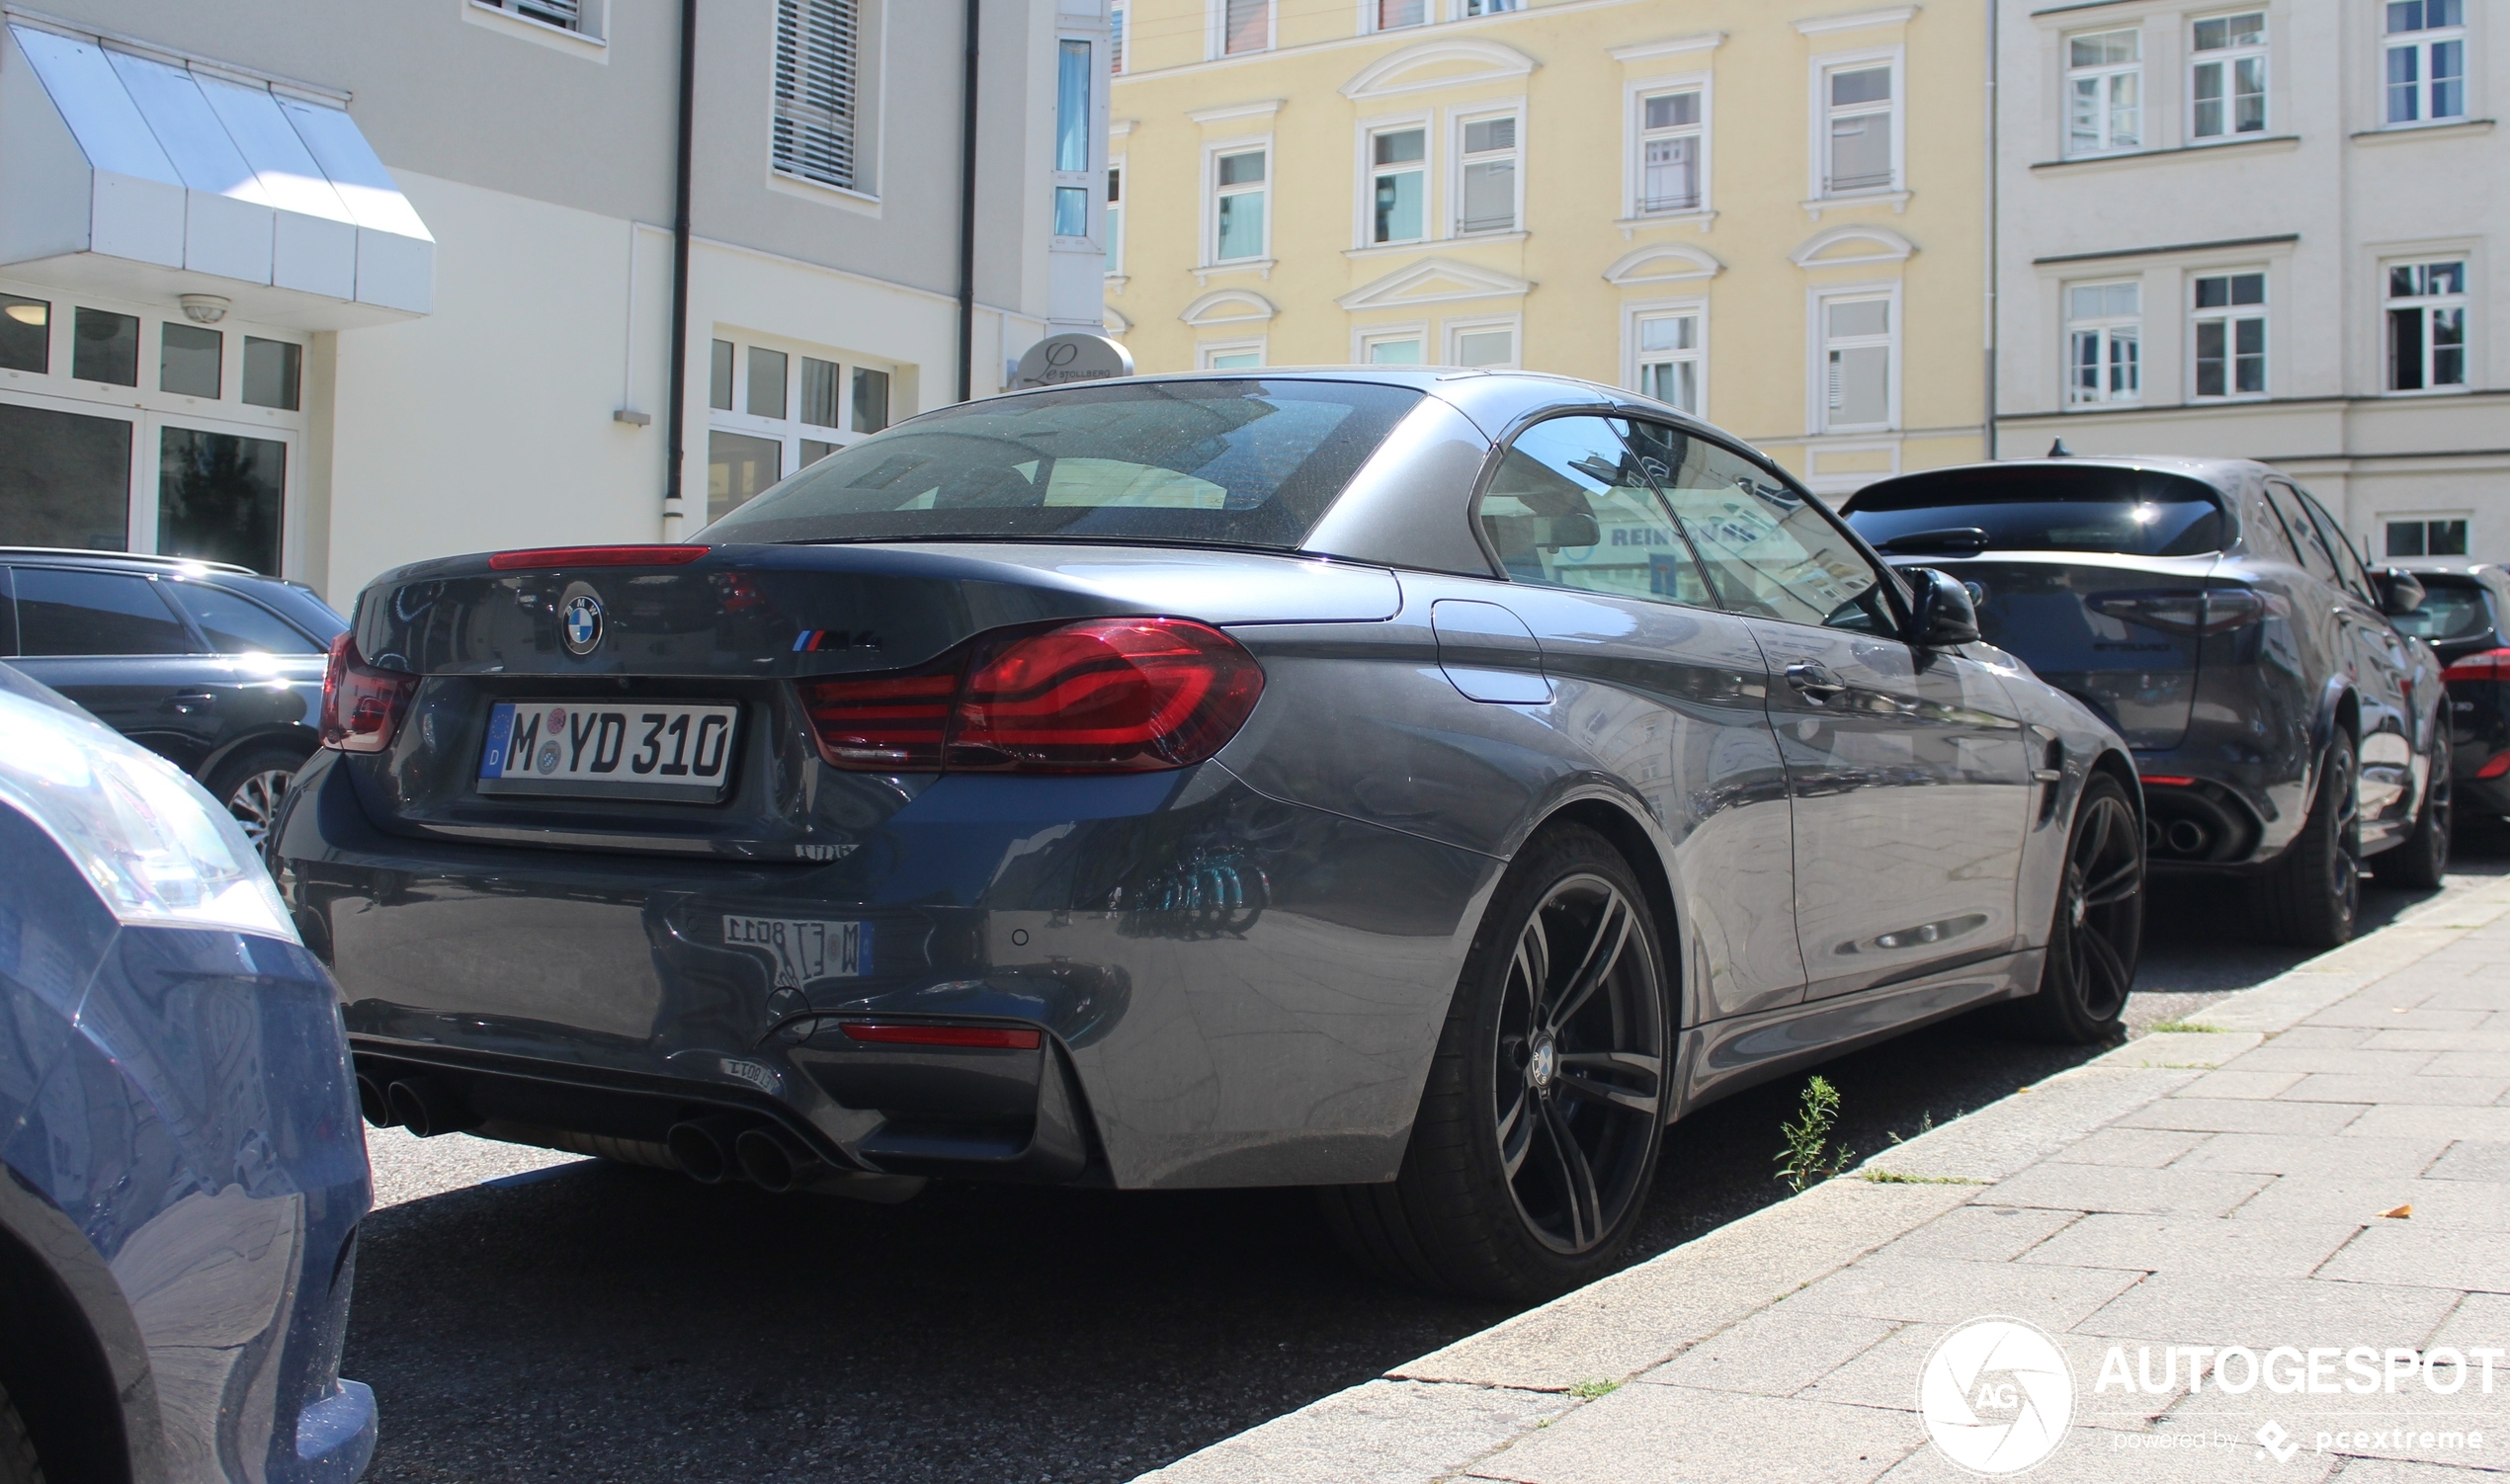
[957,0,980,402]
[1983,0,1999,461]
[664,0,698,536]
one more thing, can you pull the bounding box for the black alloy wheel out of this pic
[0,1381,40,1484]
[1319,825,1668,1301]
[206,745,306,851]
[2254,731,2362,948]
[2016,772,2143,1043]
[2384,718,2453,891]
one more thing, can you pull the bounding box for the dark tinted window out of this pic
[1628,422,1895,632]
[12,568,196,656]
[1475,416,1715,607]
[1842,466,2227,557]
[2263,481,2340,584]
[2241,488,2301,565]
[165,581,321,654]
[2390,579,2494,642]
[2297,489,2372,600]
[701,379,1423,549]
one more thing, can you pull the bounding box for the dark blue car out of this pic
[0,662,374,1484]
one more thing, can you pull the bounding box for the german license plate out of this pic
[723,915,870,989]
[478,701,739,800]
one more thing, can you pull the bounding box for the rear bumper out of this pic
[274,749,1500,1191]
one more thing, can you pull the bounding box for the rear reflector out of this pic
[839,1023,1044,1050]
[2478,753,2510,781]
[2139,775,2197,786]
[486,544,709,570]
[319,633,417,753]
[800,618,1265,774]
[2444,648,2510,682]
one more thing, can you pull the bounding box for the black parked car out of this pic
[1842,457,2448,947]
[2396,563,2510,821]
[0,548,348,846]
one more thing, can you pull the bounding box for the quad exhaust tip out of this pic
[665,1113,754,1184]
[383,1076,479,1139]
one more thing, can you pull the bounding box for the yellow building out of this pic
[1106,1,1985,495]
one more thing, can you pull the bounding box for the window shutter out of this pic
[774,0,859,191]
[512,0,582,29]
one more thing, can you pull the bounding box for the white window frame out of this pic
[1357,115,1435,248]
[708,329,895,482]
[1449,103,1525,238]
[1808,285,1901,435]
[2384,2,2468,125]
[1051,33,1098,245]
[1627,75,1711,218]
[1365,0,1433,34]
[1455,0,1522,15]
[1200,339,1268,370]
[2383,511,2472,559]
[2063,279,2144,408]
[1109,3,1129,75]
[1211,0,1275,58]
[464,0,610,52]
[2189,268,2270,400]
[1203,135,1274,268]
[2063,27,2143,157]
[771,0,868,199]
[1445,314,1522,369]
[1808,48,1903,201]
[1105,158,1127,279]
[2189,10,2269,141]
[1624,299,1708,420]
[1354,324,1431,366]
[2384,257,2469,395]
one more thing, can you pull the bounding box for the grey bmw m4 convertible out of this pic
[275,371,2143,1299]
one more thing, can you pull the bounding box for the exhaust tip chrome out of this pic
[355,1072,394,1129]
[666,1114,750,1184]
[385,1076,476,1139]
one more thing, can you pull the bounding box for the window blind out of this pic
[775,0,859,191]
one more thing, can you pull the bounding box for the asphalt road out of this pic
[346,835,2510,1483]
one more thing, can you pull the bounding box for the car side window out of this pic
[1476,415,1715,608]
[1628,424,1895,634]
[0,567,16,657]
[2241,487,2301,566]
[12,568,199,657]
[2264,480,2341,586]
[165,580,322,655]
[2296,491,2375,602]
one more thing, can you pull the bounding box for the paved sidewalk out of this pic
[1141,880,2510,1484]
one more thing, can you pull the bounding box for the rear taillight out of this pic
[799,618,1265,775]
[319,633,418,753]
[2444,648,2510,682]
[2086,587,2280,634]
[2478,752,2510,781]
[839,1023,1044,1050]
[485,544,709,570]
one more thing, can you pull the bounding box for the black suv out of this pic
[0,548,347,843]
[2397,563,2510,822]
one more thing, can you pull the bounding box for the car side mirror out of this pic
[2374,567,2426,618]
[1904,566,1982,648]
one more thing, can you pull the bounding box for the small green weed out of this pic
[2146,1019,2225,1033]
[1861,1170,1989,1186]
[1776,1076,1854,1194]
[1567,1378,1621,1400]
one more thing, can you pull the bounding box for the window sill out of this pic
[1194,258,1276,285]
[2063,401,2144,413]
[1801,190,1909,220]
[1615,210,1717,239]
[1453,228,1529,244]
[2380,384,2473,398]
[767,169,882,216]
[2351,118,2495,145]
[1342,232,1530,260]
[463,1,609,59]
[1104,274,1130,293]
[2031,134,2300,172]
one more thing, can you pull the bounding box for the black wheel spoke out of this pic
[1555,1071,1659,1115]
[1497,1085,1534,1179]
[1546,894,1632,1033]
[1513,918,1550,1012]
[1539,1099,1601,1250]
[2083,923,2132,1003]
[2082,859,2142,907]
[2078,796,2114,870]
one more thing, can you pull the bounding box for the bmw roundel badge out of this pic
[558,583,605,656]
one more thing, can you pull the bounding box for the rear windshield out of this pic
[1843,466,2228,558]
[699,379,1423,548]
[2392,579,2495,641]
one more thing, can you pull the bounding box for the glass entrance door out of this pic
[153,422,289,573]
[0,389,136,551]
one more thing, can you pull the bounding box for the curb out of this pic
[1132,877,2510,1484]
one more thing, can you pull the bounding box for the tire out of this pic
[1320,825,1669,1302]
[2015,772,2143,1043]
[0,1381,42,1484]
[2252,731,2363,948]
[203,743,310,852]
[2381,718,2453,891]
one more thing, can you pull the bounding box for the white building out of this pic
[1993,0,2506,564]
[0,0,1113,603]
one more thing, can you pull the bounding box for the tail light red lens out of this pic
[485,544,709,570]
[2086,587,2279,634]
[2444,648,2510,682]
[319,633,418,753]
[799,618,1265,775]
[2478,752,2510,781]
[839,1023,1044,1050]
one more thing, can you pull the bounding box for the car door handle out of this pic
[1785,663,1848,701]
[166,692,217,712]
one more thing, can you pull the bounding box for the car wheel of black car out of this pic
[2015,772,2143,1044]
[2253,731,2362,948]
[206,744,309,850]
[0,1382,42,1484]
[2383,720,2453,891]
[1321,825,1668,1302]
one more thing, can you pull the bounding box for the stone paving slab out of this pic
[1135,878,2510,1484]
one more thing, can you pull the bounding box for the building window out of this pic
[1822,63,1896,194]
[1819,295,1894,432]
[2065,282,2141,406]
[1106,167,1126,274]
[0,293,49,373]
[159,323,220,399]
[1053,40,1094,239]
[2066,29,2142,155]
[1449,321,1517,368]
[1374,0,1429,30]
[2192,271,2266,397]
[1360,331,1424,365]
[2386,516,2469,557]
[1110,4,1128,74]
[1636,90,1704,214]
[773,0,861,193]
[1371,126,1428,244]
[2385,2,2466,124]
[1456,114,1519,235]
[1634,310,1703,414]
[708,335,895,521]
[1213,148,1268,262]
[2191,12,2266,139]
[2388,260,2468,391]
[1219,0,1271,56]
[243,337,301,411]
[72,308,138,386]
[1202,342,1264,369]
[1461,0,1520,13]
[477,0,586,32]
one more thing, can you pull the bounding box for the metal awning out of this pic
[0,20,433,327]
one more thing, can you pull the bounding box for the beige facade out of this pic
[1107,0,1987,494]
